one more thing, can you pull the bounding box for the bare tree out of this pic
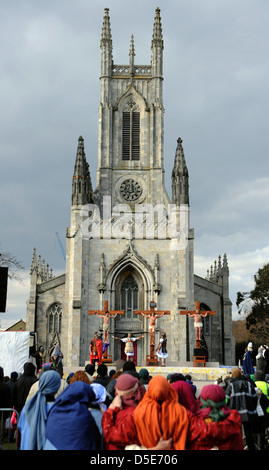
[0,247,25,283]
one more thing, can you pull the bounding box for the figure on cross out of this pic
[188,310,208,341]
[181,301,215,341]
[135,301,169,346]
[95,310,118,343]
[88,300,124,343]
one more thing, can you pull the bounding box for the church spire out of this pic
[152,7,163,48]
[151,7,164,78]
[100,8,113,77]
[172,138,189,205]
[129,34,135,76]
[72,136,92,206]
[30,247,37,274]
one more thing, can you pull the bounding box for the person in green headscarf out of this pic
[197,384,230,422]
[187,384,244,450]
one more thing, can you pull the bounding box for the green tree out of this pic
[237,263,269,342]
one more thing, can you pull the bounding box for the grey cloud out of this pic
[1,0,269,325]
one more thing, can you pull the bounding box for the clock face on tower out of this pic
[119,178,143,201]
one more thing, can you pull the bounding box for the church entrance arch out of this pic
[105,244,155,364]
[114,267,143,364]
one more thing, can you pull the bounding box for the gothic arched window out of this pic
[120,275,138,318]
[48,303,62,334]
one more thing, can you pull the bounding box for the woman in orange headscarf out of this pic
[134,375,189,450]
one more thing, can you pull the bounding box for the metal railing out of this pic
[0,408,20,450]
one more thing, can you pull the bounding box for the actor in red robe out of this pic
[95,335,103,365]
[89,333,103,366]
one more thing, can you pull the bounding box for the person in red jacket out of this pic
[185,384,244,450]
[102,374,145,450]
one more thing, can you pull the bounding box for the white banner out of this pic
[0,331,30,377]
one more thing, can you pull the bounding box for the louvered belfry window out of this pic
[122,110,140,160]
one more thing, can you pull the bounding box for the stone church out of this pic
[26,8,235,368]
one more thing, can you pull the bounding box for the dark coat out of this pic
[0,377,12,418]
[242,350,254,375]
[12,363,37,412]
[226,375,258,423]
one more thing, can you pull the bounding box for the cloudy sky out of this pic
[1,0,269,329]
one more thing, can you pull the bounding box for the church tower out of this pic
[95,7,169,209]
[26,8,235,369]
[61,7,194,367]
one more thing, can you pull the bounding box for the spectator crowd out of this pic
[1,348,269,450]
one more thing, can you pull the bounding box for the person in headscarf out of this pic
[12,362,38,412]
[102,373,146,450]
[26,364,67,402]
[18,370,61,450]
[195,384,231,422]
[51,343,64,376]
[89,383,107,449]
[170,379,197,412]
[185,384,244,450]
[134,375,189,450]
[242,342,255,376]
[43,381,101,450]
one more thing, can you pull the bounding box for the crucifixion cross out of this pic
[135,301,170,365]
[135,301,170,346]
[88,300,124,343]
[180,301,215,343]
